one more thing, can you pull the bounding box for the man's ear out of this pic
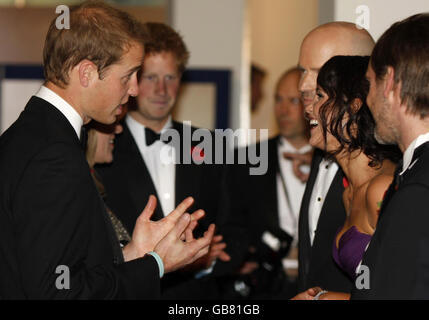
[350,98,363,114]
[383,66,396,98]
[78,60,98,87]
[383,66,402,107]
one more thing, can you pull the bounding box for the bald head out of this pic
[304,22,375,57]
[298,22,375,107]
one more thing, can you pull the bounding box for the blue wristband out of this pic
[147,251,164,278]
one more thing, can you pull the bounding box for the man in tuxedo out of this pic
[231,68,310,298]
[97,22,230,298]
[290,22,375,295]
[350,13,429,299]
[0,1,213,299]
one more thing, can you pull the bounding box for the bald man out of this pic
[292,22,375,297]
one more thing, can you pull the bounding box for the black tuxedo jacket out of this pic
[244,136,294,246]
[0,97,159,299]
[215,137,294,276]
[297,148,352,292]
[352,142,429,299]
[96,120,228,297]
[96,120,226,236]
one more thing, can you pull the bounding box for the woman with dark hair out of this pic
[85,120,132,246]
[293,55,401,300]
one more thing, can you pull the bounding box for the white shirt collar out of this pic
[401,131,429,174]
[125,114,173,138]
[35,85,83,138]
[126,114,172,132]
[278,136,312,154]
[126,114,173,145]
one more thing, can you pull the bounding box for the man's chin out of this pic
[147,112,171,122]
[92,116,116,125]
[309,137,324,150]
[374,132,392,145]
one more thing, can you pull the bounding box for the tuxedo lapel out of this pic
[378,164,401,221]
[379,142,429,220]
[118,122,164,220]
[173,121,203,207]
[175,163,202,206]
[298,148,323,282]
[309,166,345,265]
[263,137,281,229]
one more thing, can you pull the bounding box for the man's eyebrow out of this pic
[127,65,141,75]
[297,64,320,72]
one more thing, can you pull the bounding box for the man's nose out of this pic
[299,73,318,101]
[128,73,139,97]
[304,103,313,120]
[156,79,167,95]
[279,103,291,116]
[299,71,310,92]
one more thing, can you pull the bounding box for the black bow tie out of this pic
[80,126,88,150]
[145,127,163,146]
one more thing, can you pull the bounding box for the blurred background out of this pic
[0,0,428,144]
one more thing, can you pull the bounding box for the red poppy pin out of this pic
[191,146,205,162]
[343,177,349,188]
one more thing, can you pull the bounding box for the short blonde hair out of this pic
[43,0,147,87]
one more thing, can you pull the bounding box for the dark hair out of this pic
[371,13,429,118]
[317,55,401,167]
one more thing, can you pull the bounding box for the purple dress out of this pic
[332,226,372,279]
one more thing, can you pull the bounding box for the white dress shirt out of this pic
[275,137,311,271]
[401,131,429,174]
[276,137,312,245]
[126,114,176,216]
[308,158,339,245]
[35,85,83,139]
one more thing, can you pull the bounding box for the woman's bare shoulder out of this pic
[365,172,395,227]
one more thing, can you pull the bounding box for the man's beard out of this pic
[374,121,397,146]
[374,129,389,145]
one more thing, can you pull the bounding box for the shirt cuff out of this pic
[147,251,164,278]
[195,260,216,279]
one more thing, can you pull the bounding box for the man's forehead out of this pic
[299,41,341,70]
[298,26,360,70]
[116,46,143,72]
[142,51,180,74]
[278,71,300,87]
[122,41,144,60]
